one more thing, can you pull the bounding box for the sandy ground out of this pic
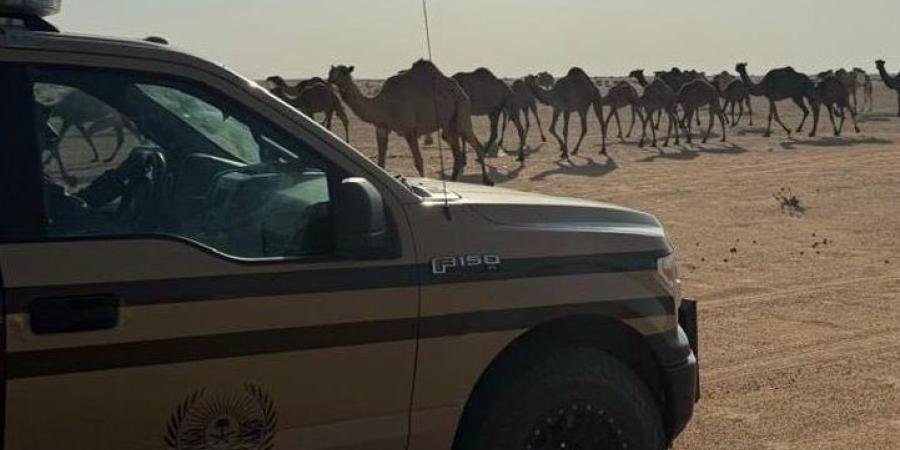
[46,78,900,449]
[332,82,900,450]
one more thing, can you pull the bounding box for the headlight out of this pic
[657,253,681,291]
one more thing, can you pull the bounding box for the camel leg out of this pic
[825,105,838,135]
[638,109,648,148]
[102,124,126,163]
[498,109,509,150]
[837,106,846,136]
[771,101,791,136]
[734,101,744,127]
[486,111,501,156]
[324,111,334,130]
[685,108,695,144]
[512,112,526,162]
[572,109,589,156]
[531,104,546,142]
[375,127,389,170]
[560,110,571,160]
[793,97,810,133]
[522,109,531,140]
[746,97,753,126]
[443,130,465,181]
[549,108,564,154]
[808,99,820,137]
[404,133,425,178]
[849,103,861,133]
[335,107,350,142]
[717,107,727,142]
[654,109,662,130]
[461,129,492,186]
[612,108,624,139]
[601,108,616,154]
[627,105,637,138]
[647,109,658,147]
[76,123,101,162]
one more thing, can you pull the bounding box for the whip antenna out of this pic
[421,0,451,220]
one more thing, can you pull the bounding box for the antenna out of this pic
[421,0,452,220]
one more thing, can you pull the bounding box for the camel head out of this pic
[735,63,748,74]
[875,59,886,68]
[328,65,355,86]
[266,75,287,89]
[627,69,643,80]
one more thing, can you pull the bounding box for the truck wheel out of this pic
[459,348,666,450]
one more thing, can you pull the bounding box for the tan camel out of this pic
[852,68,874,112]
[525,68,602,159]
[266,75,350,142]
[327,61,492,185]
[815,73,860,135]
[452,68,525,159]
[875,60,900,116]
[629,69,680,147]
[596,81,642,152]
[498,78,547,159]
[675,80,727,144]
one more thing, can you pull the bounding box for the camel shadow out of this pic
[778,135,892,150]
[736,126,773,136]
[637,147,700,163]
[530,155,618,181]
[694,142,747,155]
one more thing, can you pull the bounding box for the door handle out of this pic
[29,295,120,334]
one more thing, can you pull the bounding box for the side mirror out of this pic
[335,177,389,258]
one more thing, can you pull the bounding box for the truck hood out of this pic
[410,178,664,233]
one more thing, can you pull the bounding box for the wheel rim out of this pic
[525,402,628,450]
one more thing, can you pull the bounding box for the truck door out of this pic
[0,62,418,450]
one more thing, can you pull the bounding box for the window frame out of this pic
[5,61,402,264]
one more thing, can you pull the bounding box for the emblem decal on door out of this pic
[164,384,277,450]
[431,254,502,275]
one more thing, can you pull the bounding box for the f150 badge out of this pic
[432,255,502,275]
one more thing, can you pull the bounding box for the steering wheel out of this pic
[116,150,168,229]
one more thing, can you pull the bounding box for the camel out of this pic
[41,89,141,180]
[653,68,707,127]
[535,72,555,89]
[498,78,546,158]
[675,80,728,144]
[525,68,602,159]
[451,68,525,159]
[713,71,753,126]
[266,75,350,142]
[852,68,874,113]
[832,69,860,112]
[875,60,900,116]
[814,73,860,136]
[629,69,680,147]
[596,81,642,152]
[735,63,820,137]
[327,61,492,185]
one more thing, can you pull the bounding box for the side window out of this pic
[31,67,338,259]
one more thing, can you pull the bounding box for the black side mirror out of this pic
[335,177,389,258]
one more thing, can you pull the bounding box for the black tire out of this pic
[458,347,666,450]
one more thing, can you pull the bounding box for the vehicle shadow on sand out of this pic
[779,135,893,150]
[529,155,618,181]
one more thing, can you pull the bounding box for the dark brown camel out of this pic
[535,72,555,89]
[328,61,492,185]
[875,60,900,116]
[815,73,860,136]
[452,68,525,159]
[735,63,820,137]
[499,78,546,160]
[675,80,728,144]
[525,68,602,159]
[629,69,680,147]
[266,75,350,141]
[596,81,642,152]
[713,71,753,126]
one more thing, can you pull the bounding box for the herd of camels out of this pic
[265,59,900,185]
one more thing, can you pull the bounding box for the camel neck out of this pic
[530,83,555,106]
[634,73,649,87]
[336,79,379,124]
[876,65,897,87]
[737,69,763,96]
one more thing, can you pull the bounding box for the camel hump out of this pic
[471,67,496,79]
[566,67,590,79]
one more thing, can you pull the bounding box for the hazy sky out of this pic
[54,0,900,79]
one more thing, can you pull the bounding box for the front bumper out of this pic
[647,298,700,440]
